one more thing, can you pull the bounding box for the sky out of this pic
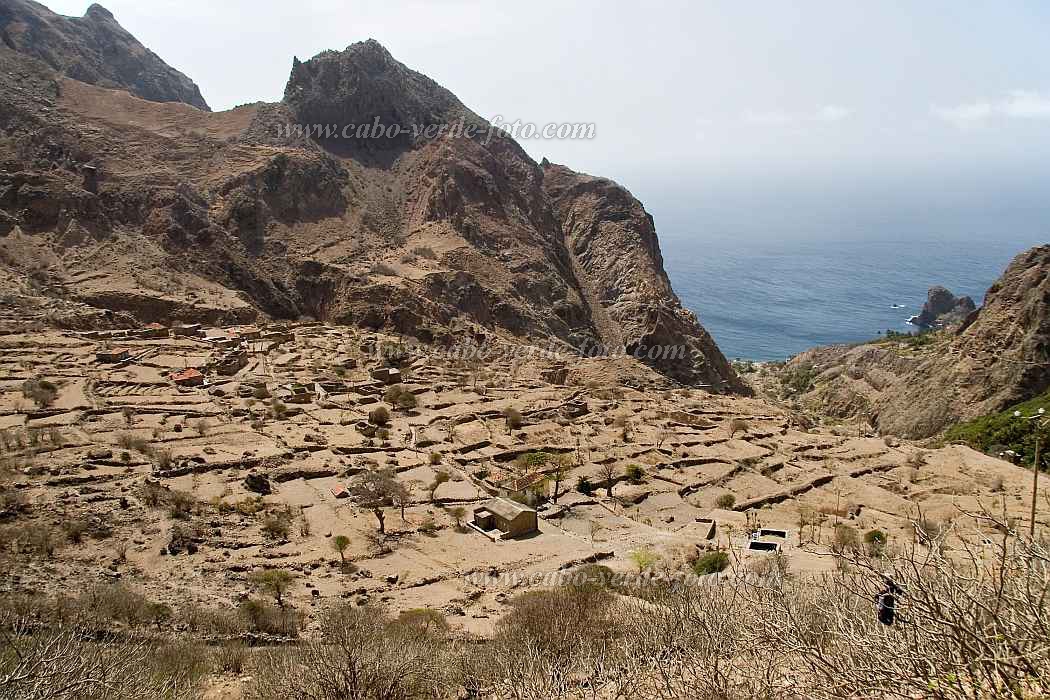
[46,1,1050,243]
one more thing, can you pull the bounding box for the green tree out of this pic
[249,569,295,606]
[331,534,350,564]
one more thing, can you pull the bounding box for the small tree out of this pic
[428,470,450,501]
[384,384,405,404]
[21,378,58,409]
[447,506,467,529]
[392,480,412,520]
[350,469,398,533]
[597,463,619,498]
[331,534,350,564]
[503,407,523,432]
[249,569,295,606]
[549,456,572,502]
[396,391,418,411]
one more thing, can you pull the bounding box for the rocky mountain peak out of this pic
[83,3,113,20]
[283,38,481,148]
[0,0,209,110]
[0,3,743,393]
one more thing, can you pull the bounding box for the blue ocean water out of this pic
[663,234,1047,362]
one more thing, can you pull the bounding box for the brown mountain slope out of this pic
[542,162,744,390]
[784,245,1050,438]
[0,0,209,110]
[0,17,740,390]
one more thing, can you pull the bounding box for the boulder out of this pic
[243,472,272,495]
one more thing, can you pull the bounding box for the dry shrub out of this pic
[116,432,152,455]
[260,513,291,540]
[212,642,250,674]
[21,377,58,408]
[0,615,208,699]
[250,604,457,699]
[239,599,301,636]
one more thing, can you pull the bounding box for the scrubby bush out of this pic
[261,514,291,540]
[239,598,300,635]
[503,407,524,431]
[576,476,595,496]
[716,493,736,509]
[168,490,195,519]
[21,377,58,408]
[396,390,418,410]
[692,550,730,575]
[625,464,645,483]
[780,364,818,395]
[62,518,89,544]
[418,516,438,535]
[832,524,860,554]
[411,246,438,260]
[369,406,390,426]
[21,524,58,558]
[396,607,448,633]
[864,529,888,556]
[116,433,152,455]
[212,642,249,674]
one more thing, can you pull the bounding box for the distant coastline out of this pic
[663,234,1044,362]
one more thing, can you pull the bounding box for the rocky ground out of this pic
[1,320,1041,657]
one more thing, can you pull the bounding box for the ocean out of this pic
[662,233,1047,362]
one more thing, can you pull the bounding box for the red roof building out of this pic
[169,368,205,386]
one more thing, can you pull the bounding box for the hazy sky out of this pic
[46,1,1050,240]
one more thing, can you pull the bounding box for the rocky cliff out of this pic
[909,285,976,329]
[0,7,740,390]
[542,163,743,389]
[784,245,1050,438]
[0,0,209,110]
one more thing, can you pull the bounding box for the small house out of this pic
[96,348,130,363]
[235,325,262,341]
[283,383,315,404]
[139,323,169,339]
[211,350,248,375]
[494,471,549,506]
[370,367,402,384]
[169,368,205,387]
[172,324,203,337]
[470,497,538,540]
